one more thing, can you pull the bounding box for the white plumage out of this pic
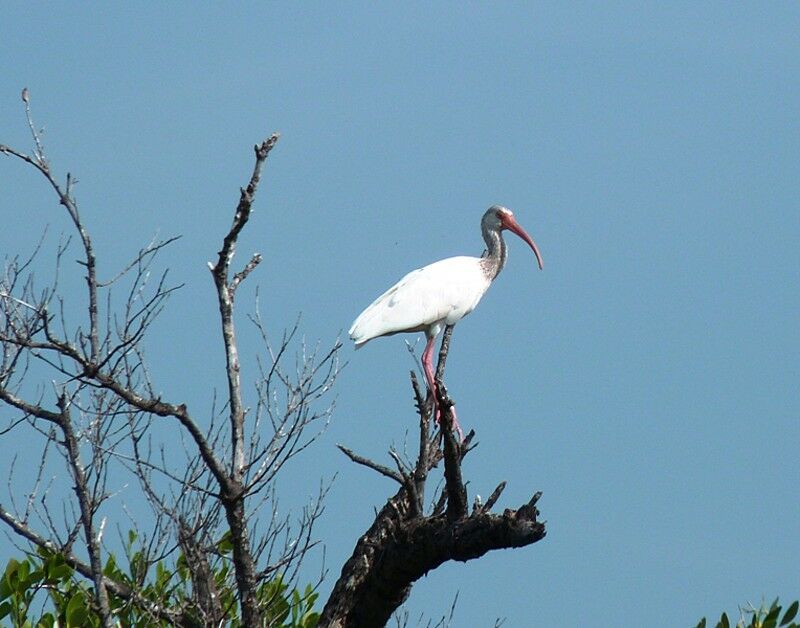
[349,256,491,347]
[349,205,543,437]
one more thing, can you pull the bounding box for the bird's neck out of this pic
[481,225,507,281]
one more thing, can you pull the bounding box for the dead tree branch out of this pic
[322,327,546,626]
[2,94,337,626]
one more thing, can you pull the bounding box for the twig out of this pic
[337,445,403,484]
[231,253,263,297]
[21,87,47,168]
[481,481,507,514]
[210,133,279,480]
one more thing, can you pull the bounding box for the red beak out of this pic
[501,214,544,270]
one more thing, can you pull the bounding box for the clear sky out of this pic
[1,3,798,626]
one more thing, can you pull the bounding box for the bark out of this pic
[224,489,261,627]
[58,395,115,628]
[209,134,280,627]
[320,483,545,627]
[178,520,224,627]
[320,327,547,627]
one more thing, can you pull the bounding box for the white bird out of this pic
[349,205,543,435]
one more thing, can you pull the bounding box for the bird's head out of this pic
[484,205,544,270]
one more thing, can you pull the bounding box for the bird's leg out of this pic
[422,335,465,441]
[435,380,465,442]
[447,404,465,442]
[421,335,438,420]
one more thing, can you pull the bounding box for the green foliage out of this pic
[696,598,799,628]
[0,535,319,627]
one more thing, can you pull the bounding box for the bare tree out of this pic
[1,91,545,628]
[1,90,340,627]
[319,327,546,627]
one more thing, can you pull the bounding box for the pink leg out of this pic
[421,335,437,408]
[422,335,464,441]
[447,404,465,442]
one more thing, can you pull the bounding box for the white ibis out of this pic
[349,205,543,436]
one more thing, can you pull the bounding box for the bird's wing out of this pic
[349,256,489,345]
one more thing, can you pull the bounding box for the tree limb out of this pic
[208,133,280,628]
[337,445,404,484]
[324,329,546,626]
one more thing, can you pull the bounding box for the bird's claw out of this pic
[434,403,465,443]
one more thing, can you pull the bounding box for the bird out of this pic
[349,205,543,436]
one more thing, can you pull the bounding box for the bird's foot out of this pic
[450,406,466,443]
[434,403,465,443]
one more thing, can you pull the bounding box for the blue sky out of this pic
[1,3,798,625]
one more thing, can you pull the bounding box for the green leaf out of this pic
[0,600,12,621]
[304,588,319,610]
[48,589,68,618]
[0,572,12,600]
[49,563,73,583]
[292,588,302,622]
[102,553,117,578]
[696,619,707,628]
[217,531,234,555]
[35,546,52,560]
[177,563,189,584]
[128,550,146,582]
[766,603,783,628]
[301,610,320,628]
[26,568,45,588]
[36,611,56,628]
[155,561,170,591]
[782,602,799,626]
[719,611,730,628]
[9,559,31,594]
[214,562,229,584]
[65,592,89,628]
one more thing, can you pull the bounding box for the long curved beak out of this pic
[502,214,544,270]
